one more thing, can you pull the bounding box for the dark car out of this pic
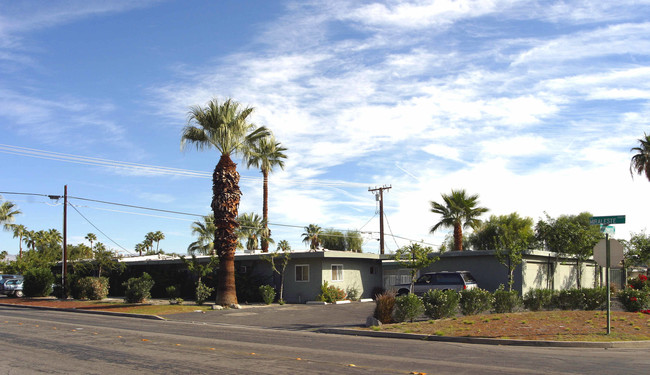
[395,271,478,296]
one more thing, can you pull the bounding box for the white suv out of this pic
[395,271,478,296]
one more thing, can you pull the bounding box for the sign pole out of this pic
[606,233,611,335]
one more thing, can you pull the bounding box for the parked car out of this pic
[1,279,24,298]
[395,271,478,296]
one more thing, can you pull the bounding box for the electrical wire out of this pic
[1,190,435,248]
[68,203,133,255]
[0,144,370,188]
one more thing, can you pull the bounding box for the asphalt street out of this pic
[1,304,650,374]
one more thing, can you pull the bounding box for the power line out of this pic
[68,203,133,255]
[0,143,370,188]
[1,190,434,248]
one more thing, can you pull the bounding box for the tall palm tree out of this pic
[23,230,36,252]
[85,233,97,251]
[246,135,287,253]
[430,189,488,251]
[154,231,165,252]
[237,212,272,251]
[181,97,269,305]
[302,224,322,251]
[630,132,650,181]
[188,214,216,256]
[0,201,21,229]
[8,224,27,258]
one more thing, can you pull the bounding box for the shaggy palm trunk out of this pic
[454,223,463,251]
[261,170,269,253]
[212,154,241,306]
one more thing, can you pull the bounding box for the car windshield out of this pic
[6,280,17,285]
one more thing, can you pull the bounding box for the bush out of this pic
[493,285,522,313]
[165,285,180,300]
[582,287,607,310]
[628,274,649,290]
[195,281,214,305]
[617,288,650,312]
[394,293,424,323]
[552,289,584,310]
[346,286,360,301]
[317,281,346,303]
[374,290,396,324]
[523,289,554,311]
[74,277,109,300]
[123,273,154,303]
[259,285,276,305]
[422,289,459,319]
[23,267,55,297]
[459,288,493,316]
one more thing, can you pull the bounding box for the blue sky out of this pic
[1,0,649,256]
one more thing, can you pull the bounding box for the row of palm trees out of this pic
[134,231,165,256]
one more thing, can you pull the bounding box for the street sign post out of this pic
[590,215,626,335]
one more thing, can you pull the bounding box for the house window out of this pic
[296,264,309,282]
[331,264,343,281]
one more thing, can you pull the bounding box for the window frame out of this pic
[295,264,310,282]
[331,264,343,282]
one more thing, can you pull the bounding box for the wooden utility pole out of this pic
[368,185,391,255]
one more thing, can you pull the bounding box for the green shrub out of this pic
[259,285,276,305]
[553,289,585,310]
[346,286,360,301]
[422,289,459,319]
[374,290,396,324]
[123,273,154,303]
[459,288,493,316]
[195,281,214,305]
[317,281,346,303]
[394,293,424,323]
[582,287,607,310]
[165,285,180,300]
[523,289,554,311]
[617,288,650,312]
[23,267,55,297]
[74,277,109,300]
[628,274,649,290]
[493,285,522,313]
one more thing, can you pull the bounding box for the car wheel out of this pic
[397,289,410,297]
[14,291,23,298]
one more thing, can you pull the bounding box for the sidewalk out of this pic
[165,301,376,330]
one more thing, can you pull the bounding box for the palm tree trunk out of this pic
[261,170,269,253]
[454,223,463,251]
[212,154,241,306]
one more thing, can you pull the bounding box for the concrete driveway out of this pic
[165,301,376,330]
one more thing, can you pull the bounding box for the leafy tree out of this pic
[393,243,439,293]
[246,135,287,253]
[181,97,269,306]
[345,230,363,253]
[0,200,21,229]
[93,243,124,277]
[469,213,535,290]
[188,214,216,255]
[630,132,650,181]
[261,240,291,301]
[535,212,603,288]
[320,228,346,250]
[430,189,488,251]
[623,231,650,265]
[302,224,322,251]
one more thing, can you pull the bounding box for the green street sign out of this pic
[589,215,626,225]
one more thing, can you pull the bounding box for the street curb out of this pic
[317,328,650,348]
[0,303,166,321]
